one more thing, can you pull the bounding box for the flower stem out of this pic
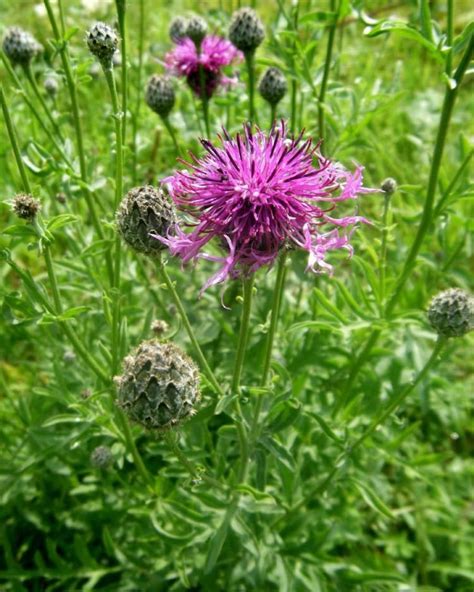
[290,1,299,134]
[157,259,224,398]
[161,115,180,155]
[270,103,276,129]
[245,52,256,124]
[379,191,393,303]
[22,63,64,143]
[132,0,145,184]
[115,409,152,484]
[115,0,127,143]
[231,277,255,398]
[318,0,337,143]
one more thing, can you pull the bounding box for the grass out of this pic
[0,0,473,590]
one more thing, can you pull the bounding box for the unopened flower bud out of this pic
[145,75,175,118]
[44,76,59,97]
[116,340,200,431]
[56,192,67,204]
[12,193,40,220]
[186,16,207,47]
[229,8,264,54]
[258,67,287,105]
[90,445,113,469]
[116,185,176,257]
[86,22,118,69]
[2,27,42,67]
[428,288,473,338]
[151,320,169,336]
[381,178,397,195]
[169,16,188,43]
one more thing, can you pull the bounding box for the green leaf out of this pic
[259,435,295,471]
[350,478,395,519]
[307,412,345,445]
[47,214,78,232]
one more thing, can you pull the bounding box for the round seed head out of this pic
[90,445,113,469]
[12,193,40,220]
[151,320,169,336]
[258,67,287,105]
[116,340,201,431]
[145,74,175,118]
[186,16,208,46]
[116,185,177,257]
[428,288,473,338]
[86,22,118,68]
[2,27,42,66]
[44,76,59,97]
[169,16,189,43]
[381,177,397,195]
[229,8,264,53]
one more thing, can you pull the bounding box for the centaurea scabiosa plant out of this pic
[158,122,373,293]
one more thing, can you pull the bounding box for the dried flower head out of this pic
[44,76,59,97]
[151,319,169,336]
[229,8,265,54]
[145,75,175,118]
[158,122,373,292]
[186,16,208,46]
[2,27,42,66]
[116,340,200,431]
[117,185,177,257]
[381,177,397,195]
[428,288,473,338]
[169,16,189,43]
[12,193,41,220]
[165,35,242,99]
[259,67,287,106]
[90,445,113,469]
[86,22,118,68]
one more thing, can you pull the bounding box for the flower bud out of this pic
[12,193,41,221]
[186,16,208,47]
[145,75,175,118]
[169,16,188,43]
[428,288,473,338]
[258,67,287,105]
[2,27,42,67]
[229,8,264,54]
[44,76,59,97]
[116,185,177,257]
[90,445,113,469]
[151,320,169,336]
[116,340,200,431]
[381,178,397,195]
[86,22,118,69]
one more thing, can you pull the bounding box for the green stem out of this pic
[132,0,145,184]
[162,115,180,154]
[445,0,454,75]
[270,103,276,128]
[116,409,152,484]
[22,63,64,143]
[318,0,337,143]
[157,259,224,398]
[115,0,127,143]
[231,277,254,397]
[198,62,211,138]
[290,3,299,133]
[379,192,393,303]
[434,148,473,216]
[245,52,256,124]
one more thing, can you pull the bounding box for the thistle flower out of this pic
[186,16,208,47]
[90,445,113,469]
[116,340,200,431]
[86,22,118,69]
[145,75,175,118]
[169,16,188,43]
[157,122,373,292]
[2,27,42,67]
[229,8,264,54]
[428,288,473,338]
[259,67,287,105]
[116,185,177,257]
[12,193,41,220]
[165,35,242,99]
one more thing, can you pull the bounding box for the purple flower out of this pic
[165,35,242,98]
[157,123,374,292]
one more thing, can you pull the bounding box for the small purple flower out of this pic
[156,123,374,292]
[165,35,242,98]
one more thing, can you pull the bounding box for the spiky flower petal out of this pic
[116,340,200,431]
[165,35,242,98]
[117,185,177,257]
[86,22,118,69]
[259,67,287,105]
[428,288,473,338]
[145,75,175,118]
[2,27,42,66]
[157,122,373,292]
[229,8,264,54]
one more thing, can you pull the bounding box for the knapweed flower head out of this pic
[259,67,287,106]
[158,122,373,292]
[186,15,208,47]
[44,76,59,97]
[169,16,188,43]
[145,75,175,118]
[90,445,113,469]
[428,288,473,338]
[86,22,118,69]
[2,27,42,67]
[229,8,265,54]
[12,193,41,220]
[165,35,242,99]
